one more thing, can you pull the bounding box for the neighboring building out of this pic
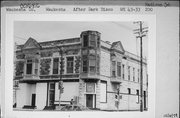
[14,30,148,111]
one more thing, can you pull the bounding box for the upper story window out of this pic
[83,35,88,47]
[112,61,116,77]
[133,68,135,81]
[26,59,33,74]
[117,62,121,77]
[122,64,125,79]
[82,55,88,73]
[34,60,38,75]
[83,60,88,73]
[53,58,59,74]
[66,57,74,73]
[89,35,96,47]
[138,69,140,83]
[15,61,24,76]
[128,88,131,94]
[128,66,130,80]
[89,55,96,73]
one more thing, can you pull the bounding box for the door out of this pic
[31,94,36,106]
[49,83,55,106]
[49,91,55,106]
[86,94,93,108]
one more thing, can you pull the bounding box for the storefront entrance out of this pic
[49,83,55,106]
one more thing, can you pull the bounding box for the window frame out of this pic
[26,59,33,75]
[112,61,116,77]
[52,58,59,75]
[117,62,121,77]
[66,56,74,74]
[128,66,131,81]
[133,67,135,82]
[83,35,89,47]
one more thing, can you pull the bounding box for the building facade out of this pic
[14,30,148,111]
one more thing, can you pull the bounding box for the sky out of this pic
[14,21,148,58]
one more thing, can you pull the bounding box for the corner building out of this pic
[14,30,148,111]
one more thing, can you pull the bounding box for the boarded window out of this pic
[100,81,107,103]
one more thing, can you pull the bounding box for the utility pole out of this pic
[58,47,64,109]
[133,21,148,112]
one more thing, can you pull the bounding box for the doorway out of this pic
[49,83,55,106]
[86,94,93,108]
[31,94,36,106]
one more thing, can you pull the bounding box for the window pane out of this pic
[89,59,96,72]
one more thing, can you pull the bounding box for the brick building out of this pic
[14,30,148,111]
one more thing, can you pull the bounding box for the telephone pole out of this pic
[134,21,148,112]
[58,46,64,109]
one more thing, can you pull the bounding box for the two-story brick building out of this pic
[14,30,148,111]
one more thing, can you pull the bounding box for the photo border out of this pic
[2,14,156,118]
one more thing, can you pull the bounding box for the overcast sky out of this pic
[14,21,148,57]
